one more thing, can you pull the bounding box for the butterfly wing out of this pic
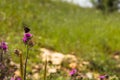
[23,24,30,33]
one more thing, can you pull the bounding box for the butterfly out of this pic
[23,24,30,33]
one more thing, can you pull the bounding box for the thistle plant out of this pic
[0,41,16,80]
[22,26,33,80]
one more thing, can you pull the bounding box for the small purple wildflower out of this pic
[0,42,8,52]
[10,77,15,80]
[22,33,32,43]
[99,75,105,80]
[23,37,27,43]
[15,76,22,80]
[24,33,32,38]
[10,76,22,80]
[69,68,77,76]
[99,75,109,80]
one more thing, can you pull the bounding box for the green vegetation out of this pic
[92,0,118,12]
[0,0,120,79]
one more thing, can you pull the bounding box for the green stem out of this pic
[0,50,4,62]
[24,45,29,80]
[20,53,24,80]
[0,53,2,62]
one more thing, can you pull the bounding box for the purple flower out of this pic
[0,42,8,51]
[99,75,105,80]
[23,33,32,44]
[24,33,32,38]
[10,77,15,80]
[10,76,22,80]
[99,75,109,80]
[15,76,22,80]
[23,37,27,43]
[69,68,77,76]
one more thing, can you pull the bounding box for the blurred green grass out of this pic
[0,0,120,78]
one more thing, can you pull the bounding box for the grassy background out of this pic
[0,0,120,78]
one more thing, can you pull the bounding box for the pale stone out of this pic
[51,52,64,65]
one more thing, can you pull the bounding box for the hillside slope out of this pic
[0,0,120,78]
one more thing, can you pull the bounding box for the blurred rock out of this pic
[10,61,19,68]
[48,67,57,74]
[32,73,39,80]
[9,61,16,67]
[51,52,64,65]
[14,70,21,77]
[32,64,42,73]
[40,48,52,62]
[40,48,65,65]
[86,72,93,79]
[82,61,90,65]
[113,55,119,60]
[69,62,77,69]
[64,54,77,63]
[93,72,100,79]
[112,51,120,60]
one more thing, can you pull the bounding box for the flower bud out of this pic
[28,40,34,47]
[14,49,21,56]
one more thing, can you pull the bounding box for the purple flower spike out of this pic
[69,68,77,76]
